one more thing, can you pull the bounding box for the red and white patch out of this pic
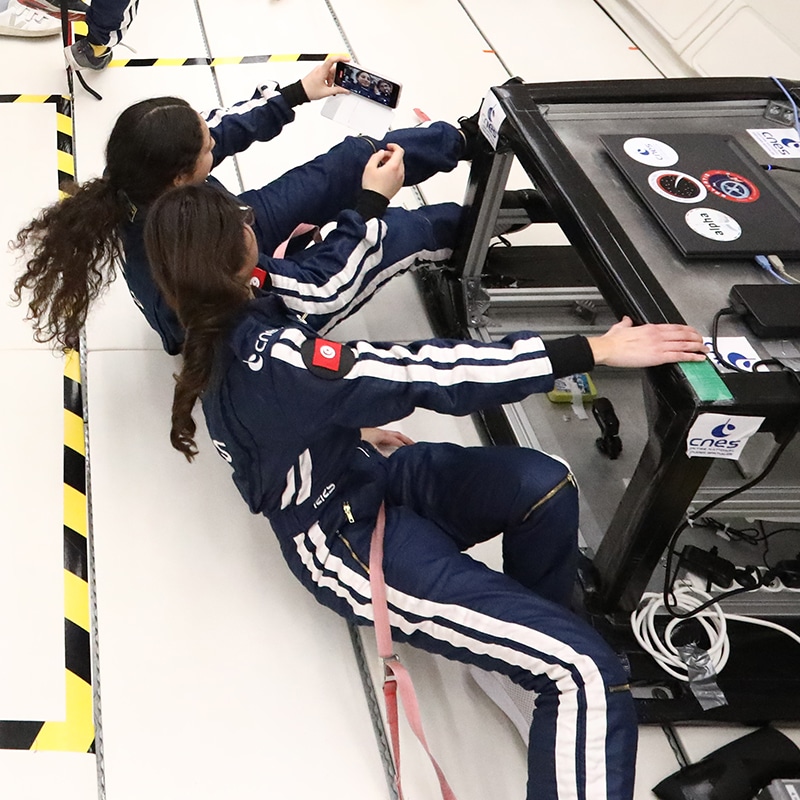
[301,338,355,380]
[250,267,268,289]
[313,340,342,370]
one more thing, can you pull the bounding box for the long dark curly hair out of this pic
[144,184,251,461]
[12,96,204,351]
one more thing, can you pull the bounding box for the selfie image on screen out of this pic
[337,64,400,108]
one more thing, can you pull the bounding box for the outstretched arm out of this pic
[205,57,350,166]
[587,316,708,368]
[360,427,415,452]
[300,55,351,101]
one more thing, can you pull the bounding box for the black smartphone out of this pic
[333,62,402,109]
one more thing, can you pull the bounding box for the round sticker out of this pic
[647,170,707,203]
[685,208,742,242]
[701,170,760,203]
[623,137,679,167]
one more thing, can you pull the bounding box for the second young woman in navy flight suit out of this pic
[14,56,472,356]
[142,152,709,799]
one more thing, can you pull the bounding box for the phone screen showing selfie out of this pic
[334,63,401,109]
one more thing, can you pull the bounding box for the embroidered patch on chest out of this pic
[249,267,269,290]
[301,338,355,379]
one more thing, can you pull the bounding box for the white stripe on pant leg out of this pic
[269,218,385,314]
[105,0,138,47]
[280,466,296,509]
[317,246,454,334]
[294,526,610,800]
[297,449,313,505]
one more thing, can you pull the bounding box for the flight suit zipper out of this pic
[521,472,577,522]
[339,501,369,573]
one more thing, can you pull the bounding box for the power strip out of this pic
[678,568,800,597]
[758,779,800,800]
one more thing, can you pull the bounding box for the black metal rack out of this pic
[421,77,800,724]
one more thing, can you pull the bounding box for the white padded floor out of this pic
[2,1,799,799]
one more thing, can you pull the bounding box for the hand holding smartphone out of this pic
[333,61,402,109]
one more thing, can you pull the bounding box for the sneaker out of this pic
[493,187,555,235]
[0,0,61,36]
[65,37,112,71]
[18,0,88,21]
[469,664,536,745]
[457,76,525,159]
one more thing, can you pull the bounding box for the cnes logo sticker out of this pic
[244,329,272,372]
[686,414,764,460]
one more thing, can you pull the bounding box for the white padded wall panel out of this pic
[198,0,347,56]
[0,352,65,720]
[0,752,96,800]
[463,0,661,81]
[597,0,800,77]
[88,350,387,800]
[1,103,60,351]
[689,4,800,77]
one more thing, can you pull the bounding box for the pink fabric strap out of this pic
[272,222,319,258]
[369,503,458,800]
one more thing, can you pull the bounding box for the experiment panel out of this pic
[423,76,800,723]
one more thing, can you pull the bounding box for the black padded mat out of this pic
[601,133,800,258]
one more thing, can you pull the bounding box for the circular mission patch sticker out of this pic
[700,170,760,203]
[684,207,742,242]
[647,170,707,203]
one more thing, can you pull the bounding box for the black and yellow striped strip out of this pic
[56,95,74,191]
[108,53,338,67]
[0,352,94,751]
[0,94,63,104]
[0,96,94,752]
[30,350,95,752]
[0,96,73,189]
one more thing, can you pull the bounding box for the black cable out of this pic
[697,516,761,544]
[763,164,800,174]
[710,307,741,372]
[662,366,800,619]
[762,525,800,571]
[75,72,102,102]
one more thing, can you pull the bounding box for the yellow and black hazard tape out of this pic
[0,94,93,752]
[0,94,62,103]
[0,95,74,190]
[108,53,336,67]
[0,352,94,752]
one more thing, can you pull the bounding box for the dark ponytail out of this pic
[13,178,126,350]
[12,96,204,351]
[144,184,251,461]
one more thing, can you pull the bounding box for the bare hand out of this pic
[362,144,405,200]
[588,316,708,368]
[300,55,351,101]
[361,427,414,451]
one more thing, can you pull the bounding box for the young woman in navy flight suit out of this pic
[142,154,708,799]
[14,56,471,356]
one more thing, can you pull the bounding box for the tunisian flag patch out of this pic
[249,267,269,290]
[301,338,355,379]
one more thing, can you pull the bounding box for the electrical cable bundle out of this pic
[632,583,800,682]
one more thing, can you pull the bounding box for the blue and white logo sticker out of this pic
[623,137,679,167]
[686,413,764,460]
[747,128,800,159]
[702,336,762,373]
[478,91,506,151]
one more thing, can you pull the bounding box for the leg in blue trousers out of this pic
[303,442,638,800]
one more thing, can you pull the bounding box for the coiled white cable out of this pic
[631,583,800,682]
[631,584,730,681]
